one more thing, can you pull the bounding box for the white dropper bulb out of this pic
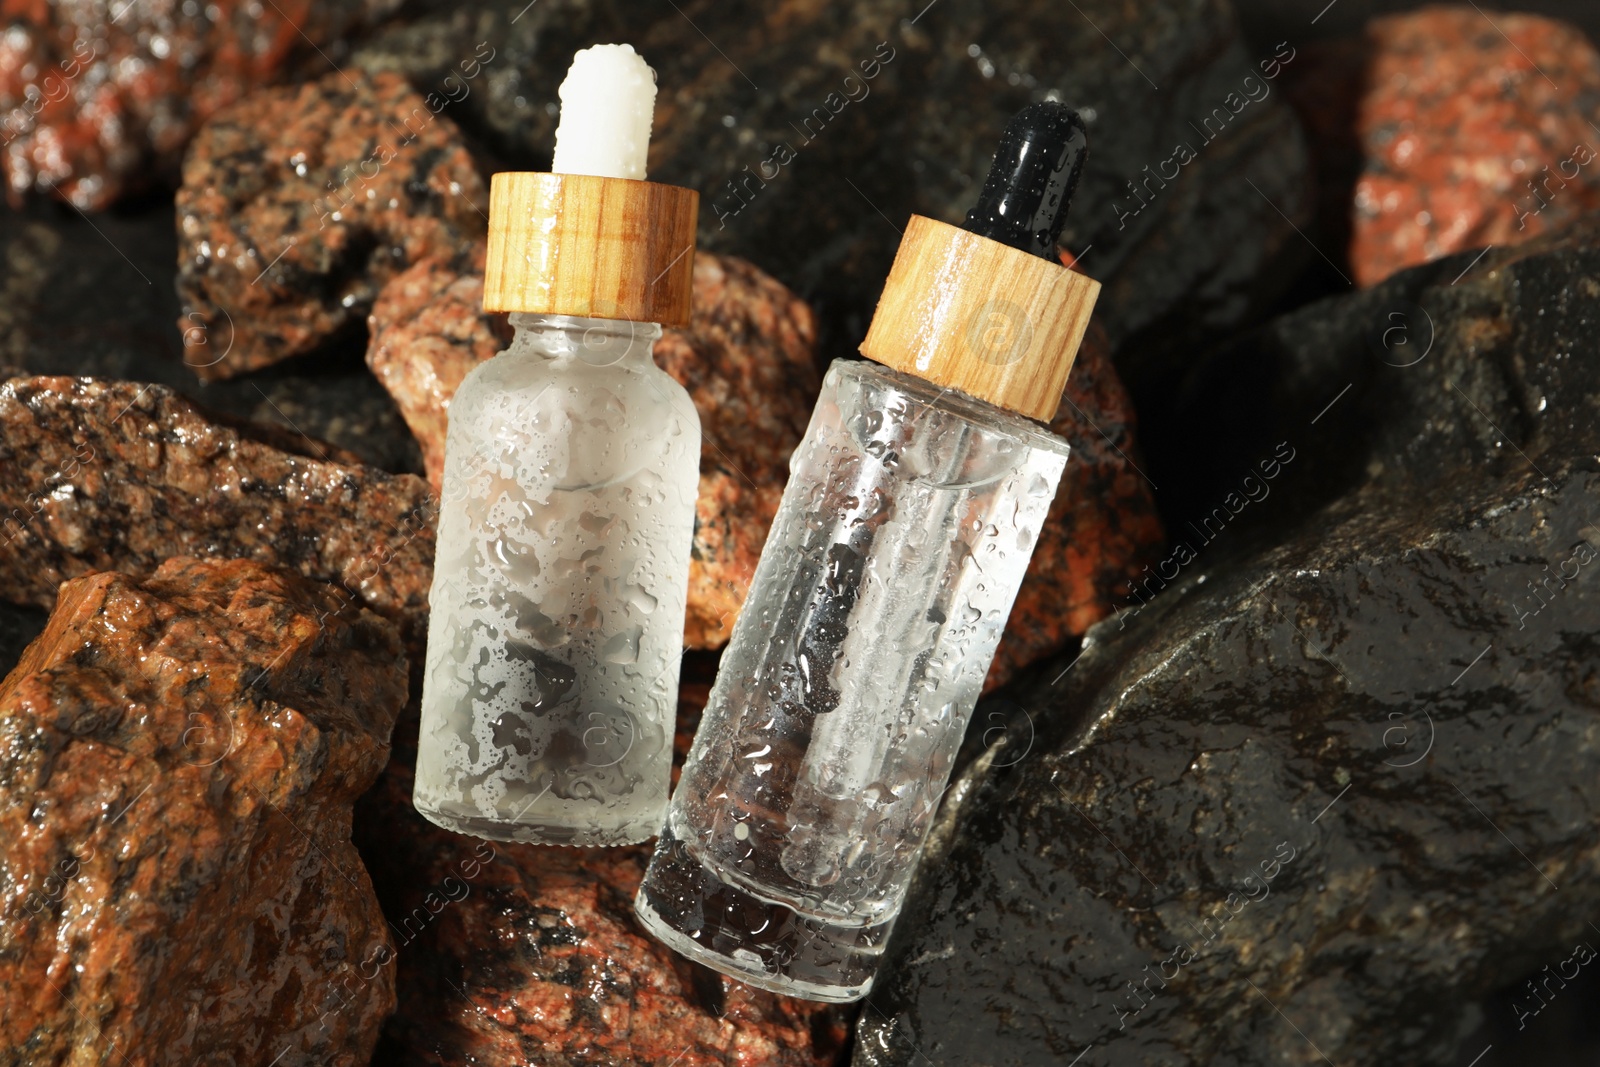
[551,44,658,181]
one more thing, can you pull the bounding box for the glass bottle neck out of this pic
[848,358,1071,458]
[508,311,663,369]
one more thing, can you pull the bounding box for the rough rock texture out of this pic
[0,0,399,209]
[0,376,434,646]
[1285,7,1600,288]
[366,250,822,650]
[0,201,425,473]
[853,220,1600,1065]
[364,253,505,490]
[176,69,486,380]
[989,320,1165,688]
[0,557,407,1065]
[353,0,1311,390]
[355,660,850,1067]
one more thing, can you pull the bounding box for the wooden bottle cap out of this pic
[483,171,699,327]
[858,214,1101,422]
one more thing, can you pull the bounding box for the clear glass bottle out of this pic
[635,101,1097,1001]
[634,359,1068,999]
[413,312,699,845]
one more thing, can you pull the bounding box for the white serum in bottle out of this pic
[414,44,702,846]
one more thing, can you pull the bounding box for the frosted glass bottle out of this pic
[634,358,1068,1000]
[414,311,699,846]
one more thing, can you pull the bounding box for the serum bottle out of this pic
[414,44,701,846]
[634,103,1100,999]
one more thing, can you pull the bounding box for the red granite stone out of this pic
[365,250,821,650]
[1286,6,1600,287]
[0,0,397,209]
[0,375,436,648]
[356,661,848,1067]
[0,557,407,1065]
[177,68,487,380]
[365,253,506,492]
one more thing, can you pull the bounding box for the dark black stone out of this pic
[0,604,47,679]
[854,219,1600,1066]
[352,0,1311,378]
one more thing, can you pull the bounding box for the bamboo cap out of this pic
[483,171,698,327]
[859,215,1100,422]
[859,102,1100,422]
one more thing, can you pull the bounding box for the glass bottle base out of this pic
[633,825,892,1003]
[413,795,662,847]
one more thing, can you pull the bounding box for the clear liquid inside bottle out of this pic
[414,312,700,846]
[635,358,1068,1000]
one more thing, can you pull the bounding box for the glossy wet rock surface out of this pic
[176,68,486,380]
[0,0,398,209]
[0,2,1590,1064]
[364,254,506,492]
[1284,7,1600,287]
[358,762,849,1067]
[650,253,823,648]
[0,557,407,1065]
[854,219,1600,1066]
[355,664,850,1067]
[0,200,424,473]
[352,0,1311,388]
[0,376,435,646]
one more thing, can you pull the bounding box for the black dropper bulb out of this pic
[961,102,1088,262]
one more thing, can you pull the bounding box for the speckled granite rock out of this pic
[1285,7,1600,287]
[353,0,1310,389]
[0,201,424,473]
[0,0,399,209]
[176,69,486,381]
[366,250,821,649]
[989,319,1165,688]
[0,376,434,645]
[365,254,506,491]
[854,218,1600,1067]
[0,557,406,1065]
[355,661,849,1067]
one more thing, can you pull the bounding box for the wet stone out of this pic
[364,254,508,492]
[0,0,400,209]
[0,376,435,648]
[1284,7,1600,287]
[854,218,1600,1066]
[176,68,487,381]
[650,252,823,648]
[0,557,407,1065]
[0,201,423,473]
[353,0,1312,389]
[355,660,850,1067]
